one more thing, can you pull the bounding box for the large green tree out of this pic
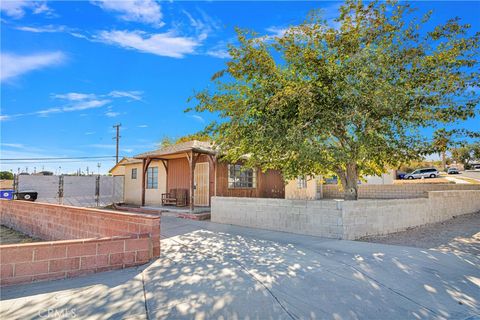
[431,128,477,171]
[451,143,480,169]
[191,0,480,199]
[0,171,14,180]
[432,129,453,172]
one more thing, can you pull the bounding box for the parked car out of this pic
[447,167,460,174]
[403,168,439,179]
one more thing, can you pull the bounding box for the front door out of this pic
[194,162,209,206]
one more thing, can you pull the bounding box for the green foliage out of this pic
[0,171,14,180]
[451,143,480,168]
[175,132,212,144]
[158,136,175,148]
[158,132,212,148]
[398,160,442,173]
[190,0,480,199]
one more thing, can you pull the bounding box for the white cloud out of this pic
[96,30,200,58]
[0,143,25,149]
[182,9,219,41]
[85,131,96,135]
[1,89,143,120]
[33,99,110,117]
[91,0,164,27]
[190,114,205,123]
[105,111,120,118]
[62,99,111,112]
[266,26,289,38]
[137,124,148,128]
[54,92,97,101]
[1,51,66,82]
[108,90,143,101]
[206,48,230,59]
[0,0,54,19]
[15,25,68,33]
[35,107,62,117]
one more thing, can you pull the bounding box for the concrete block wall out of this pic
[212,197,344,239]
[341,190,480,239]
[322,183,480,199]
[0,200,160,286]
[212,190,480,240]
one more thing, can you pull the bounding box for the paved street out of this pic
[1,216,479,319]
[460,171,480,182]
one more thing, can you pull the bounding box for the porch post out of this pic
[141,158,146,206]
[207,154,217,206]
[161,159,168,193]
[188,151,195,212]
[187,151,201,212]
[141,157,152,206]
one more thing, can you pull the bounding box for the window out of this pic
[297,177,307,189]
[228,164,256,188]
[146,167,158,189]
[131,168,137,180]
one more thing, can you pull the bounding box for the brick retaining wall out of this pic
[0,201,160,286]
[321,183,480,199]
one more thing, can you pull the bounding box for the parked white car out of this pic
[404,168,439,179]
[447,167,460,174]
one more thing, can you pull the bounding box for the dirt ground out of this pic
[359,212,480,256]
[393,177,453,184]
[0,225,41,245]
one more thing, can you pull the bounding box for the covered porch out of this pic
[141,205,211,214]
[134,141,217,212]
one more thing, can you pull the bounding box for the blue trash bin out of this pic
[0,190,14,200]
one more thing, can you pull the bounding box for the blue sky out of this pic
[1,1,479,174]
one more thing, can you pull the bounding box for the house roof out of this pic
[134,140,216,159]
[108,157,143,173]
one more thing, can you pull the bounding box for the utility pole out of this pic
[113,123,121,164]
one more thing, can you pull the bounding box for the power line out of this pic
[0,156,116,161]
[1,159,118,164]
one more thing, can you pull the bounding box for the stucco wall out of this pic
[211,190,480,240]
[285,177,320,200]
[285,171,395,200]
[123,161,167,206]
[124,163,142,205]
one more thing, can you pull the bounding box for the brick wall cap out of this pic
[2,200,160,220]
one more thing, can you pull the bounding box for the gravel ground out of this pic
[359,212,480,256]
[0,225,41,245]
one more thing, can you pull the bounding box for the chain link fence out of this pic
[17,175,124,207]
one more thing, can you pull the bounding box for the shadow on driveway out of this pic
[1,216,479,319]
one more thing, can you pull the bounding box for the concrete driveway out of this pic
[1,216,479,319]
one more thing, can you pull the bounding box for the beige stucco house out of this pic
[285,171,395,200]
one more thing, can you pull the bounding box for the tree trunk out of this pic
[337,163,359,200]
[441,151,446,172]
